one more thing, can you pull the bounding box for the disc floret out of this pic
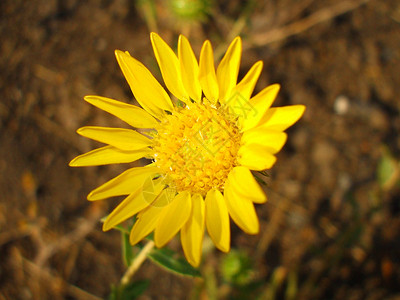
[153,102,242,195]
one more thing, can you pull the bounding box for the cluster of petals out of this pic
[70,32,305,267]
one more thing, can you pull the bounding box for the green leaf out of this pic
[285,270,298,300]
[147,247,201,277]
[108,286,117,300]
[253,173,268,186]
[121,231,134,267]
[258,170,270,177]
[108,280,149,300]
[120,280,149,300]
[377,148,399,189]
[221,250,253,286]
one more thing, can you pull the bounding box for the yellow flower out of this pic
[70,33,305,267]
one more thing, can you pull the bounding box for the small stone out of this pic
[334,95,350,115]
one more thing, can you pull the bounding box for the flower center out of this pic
[152,101,242,195]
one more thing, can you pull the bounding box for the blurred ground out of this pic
[1,0,400,299]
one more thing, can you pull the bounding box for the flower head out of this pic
[70,33,305,267]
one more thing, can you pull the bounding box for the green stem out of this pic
[120,240,155,286]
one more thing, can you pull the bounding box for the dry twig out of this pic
[248,0,370,48]
[20,252,102,300]
[34,210,101,267]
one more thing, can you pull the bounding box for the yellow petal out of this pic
[103,177,166,231]
[241,130,287,154]
[151,32,190,103]
[141,177,173,207]
[224,179,259,234]
[154,191,191,248]
[241,84,280,132]
[77,126,152,151]
[181,194,205,267]
[222,61,263,119]
[129,206,163,246]
[103,192,147,231]
[84,95,157,129]
[216,37,242,102]
[69,145,151,167]
[233,61,263,101]
[103,177,164,229]
[178,35,202,102]
[199,40,219,103]
[129,188,170,245]
[227,166,266,204]
[237,144,277,171]
[115,50,173,118]
[205,189,230,252]
[255,105,306,131]
[87,165,159,201]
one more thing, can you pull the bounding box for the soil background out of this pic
[1,0,400,299]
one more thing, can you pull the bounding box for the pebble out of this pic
[334,95,350,115]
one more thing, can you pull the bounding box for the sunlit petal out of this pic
[129,206,163,246]
[228,166,266,204]
[199,40,219,103]
[237,144,277,171]
[84,95,157,129]
[103,191,149,231]
[129,187,170,245]
[178,35,202,102]
[115,50,173,118]
[151,32,190,102]
[255,105,306,131]
[231,61,263,101]
[241,84,280,132]
[155,191,191,247]
[205,189,230,252]
[217,37,241,103]
[69,145,151,167]
[77,126,152,151]
[241,130,287,154]
[223,61,263,119]
[224,178,259,234]
[181,194,205,267]
[87,165,159,201]
[103,176,166,231]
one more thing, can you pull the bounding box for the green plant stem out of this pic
[120,240,155,286]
